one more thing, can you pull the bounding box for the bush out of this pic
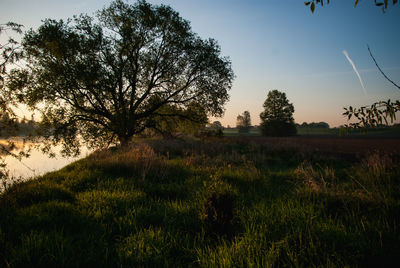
[201,174,237,236]
[260,121,297,136]
[198,128,224,138]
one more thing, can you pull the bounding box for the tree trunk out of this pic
[118,135,132,148]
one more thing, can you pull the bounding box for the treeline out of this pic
[296,122,330,129]
[0,115,38,138]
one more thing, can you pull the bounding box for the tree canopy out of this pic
[8,0,234,153]
[1,22,24,140]
[259,90,296,137]
[236,110,251,133]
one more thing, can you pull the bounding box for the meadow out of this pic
[0,135,399,267]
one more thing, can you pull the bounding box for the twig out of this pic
[368,45,400,91]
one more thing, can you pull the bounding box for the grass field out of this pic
[224,127,400,138]
[1,136,400,267]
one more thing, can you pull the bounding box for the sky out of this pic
[1,0,400,127]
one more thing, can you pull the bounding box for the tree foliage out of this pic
[144,102,208,138]
[1,22,24,139]
[236,110,251,133]
[260,90,297,136]
[343,100,400,128]
[305,0,399,13]
[8,0,234,153]
[0,22,27,186]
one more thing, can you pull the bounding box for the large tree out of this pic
[259,90,297,136]
[8,0,234,153]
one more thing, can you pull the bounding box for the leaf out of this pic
[376,3,384,6]
[311,2,315,13]
[305,1,311,6]
[355,0,359,7]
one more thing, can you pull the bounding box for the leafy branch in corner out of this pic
[343,100,400,128]
[305,0,398,13]
[343,46,399,128]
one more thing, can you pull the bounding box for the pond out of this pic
[1,139,90,189]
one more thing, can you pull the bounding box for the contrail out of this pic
[342,50,367,96]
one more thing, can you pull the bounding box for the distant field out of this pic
[224,127,400,138]
[223,128,261,136]
[225,136,400,158]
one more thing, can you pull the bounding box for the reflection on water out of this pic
[2,140,90,181]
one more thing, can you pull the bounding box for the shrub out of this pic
[349,152,398,204]
[198,128,224,138]
[200,173,237,236]
[260,121,297,136]
[294,162,336,193]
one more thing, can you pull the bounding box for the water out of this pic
[1,140,90,187]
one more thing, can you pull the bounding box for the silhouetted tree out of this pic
[210,121,223,130]
[260,90,297,136]
[8,0,234,154]
[236,110,251,133]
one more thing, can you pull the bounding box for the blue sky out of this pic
[2,0,400,127]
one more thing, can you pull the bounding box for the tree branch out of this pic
[368,45,400,90]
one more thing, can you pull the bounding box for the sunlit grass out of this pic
[1,137,399,267]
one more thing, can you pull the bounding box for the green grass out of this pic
[1,138,399,267]
[223,128,261,136]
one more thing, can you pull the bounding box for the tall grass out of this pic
[1,138,399,267]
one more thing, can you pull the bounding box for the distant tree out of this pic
[260,90,297,136]
[305,0,398,13]
[210,121,223,130]
[8,0,234,154]
[200,120,224,137]
[236,110,251,133]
